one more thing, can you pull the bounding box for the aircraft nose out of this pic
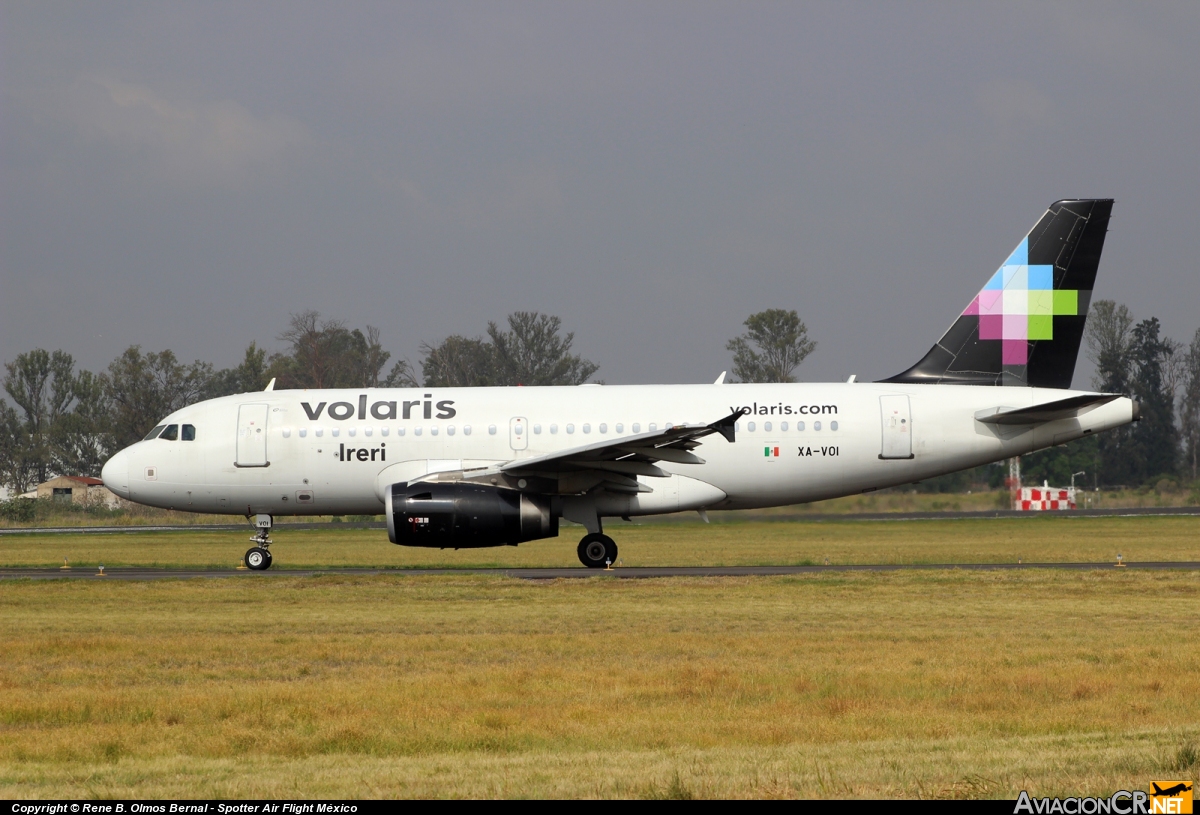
[101,449,131,499]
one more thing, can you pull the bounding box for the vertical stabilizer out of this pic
[885,199,1112,388]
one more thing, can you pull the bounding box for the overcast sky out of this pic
[3,2,1199,388]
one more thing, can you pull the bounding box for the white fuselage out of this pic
[100,382,1135,521]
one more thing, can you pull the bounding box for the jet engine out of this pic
[386,482,558,548]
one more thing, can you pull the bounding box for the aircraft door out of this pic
[879,395,913,460]
[236,403,270,467]
[509,417,528,451]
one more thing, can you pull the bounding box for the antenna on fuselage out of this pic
[713,371,726,385]
[264,378,276,391]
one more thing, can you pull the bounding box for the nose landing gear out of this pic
[245,513,274,571]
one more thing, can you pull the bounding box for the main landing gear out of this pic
[245,513,274,571]
[577,532,618,569]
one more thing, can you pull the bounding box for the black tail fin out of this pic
[885,199,1113,388]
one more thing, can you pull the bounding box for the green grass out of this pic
[1,569,1199,797]
[1,515,1198,569]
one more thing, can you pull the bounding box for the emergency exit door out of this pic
[879,395,913,460]
[236,404,270,467]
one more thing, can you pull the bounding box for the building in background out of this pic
[33,476,123,508]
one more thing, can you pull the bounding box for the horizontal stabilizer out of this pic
[974,393,1119,425]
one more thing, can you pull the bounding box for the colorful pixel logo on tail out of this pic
[962,237,1080,365]
[886,199,1112,389]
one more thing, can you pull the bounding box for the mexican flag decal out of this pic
[764,446,780,458]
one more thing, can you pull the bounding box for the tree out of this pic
[50,370,115,478]
[383,358,421,388]
[3,349,77,483]
[420,313,599,388]
[1084,300,1135,390]
[726,309,816,383]
[1126,317,1179,482]
[206,342,271,398]
[487,312,598,386]
[421,336,495,387]
[1086,301,1136,485]
[0,401,40,494]
[1181,327,1200,481]
[268,312,392,389]
[104,347,214,448]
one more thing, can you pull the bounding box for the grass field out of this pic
[2,568,1199,798]
[2,517,1199,799]
[1,515,1198,569]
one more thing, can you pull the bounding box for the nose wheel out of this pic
[245,546,272,570]
[578,533,618,569]
[245,513,274,570]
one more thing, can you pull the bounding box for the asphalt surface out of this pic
[2,562,1199,581]
[3,505,1200,536]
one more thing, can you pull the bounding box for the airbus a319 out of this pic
[100,199,1135,569]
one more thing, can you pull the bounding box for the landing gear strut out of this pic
[578,532,618,569]
[245,514,274,571]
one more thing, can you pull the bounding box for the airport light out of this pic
[1071,471,1086,489]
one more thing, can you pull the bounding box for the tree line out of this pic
[14,297,1197,495]
[0,307,815,494]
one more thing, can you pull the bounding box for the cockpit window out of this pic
[160,424,179,441]
[143,425,166,441]
[182,424,196,441]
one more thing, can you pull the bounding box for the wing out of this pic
[410,409,745,495]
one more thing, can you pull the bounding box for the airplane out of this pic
[1152,783,1193,798]
[100,198,1137,570]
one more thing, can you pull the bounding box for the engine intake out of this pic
[386,482,558,548]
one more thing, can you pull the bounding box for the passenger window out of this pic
[814,421,822,431]
[415,427,423,436]
[764,422,772,432]
[649,423,657,432]
[632,423,640,433]
[160,424,179,441]
[566,424,575,434]
[447,425,456,436]
[599,423,607,434]
[781,422,788,431]
[616,423,624,433]
[463,425,471,436]
[299,428,308,438]
[797,421,805,431]
[550,424,558,434]
[397,427,406,436]
[747,422,756,432]
[582,423,591,434]
[488,425,497,435]
[533,424,542,434]
[831,421,839,431]
[143,425,165,441]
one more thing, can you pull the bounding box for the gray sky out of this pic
[3,1,1199,388]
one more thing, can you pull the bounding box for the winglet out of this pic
[264,378,276,392]
[709,408,747,443]
[714,371,727,385]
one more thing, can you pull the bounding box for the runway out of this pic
[2,562,1199,580]
[3,505,1200,536]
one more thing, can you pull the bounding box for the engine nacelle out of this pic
[386,482,558,548]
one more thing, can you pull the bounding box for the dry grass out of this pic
[1,568,1199,798]
[1,515,1198,569]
